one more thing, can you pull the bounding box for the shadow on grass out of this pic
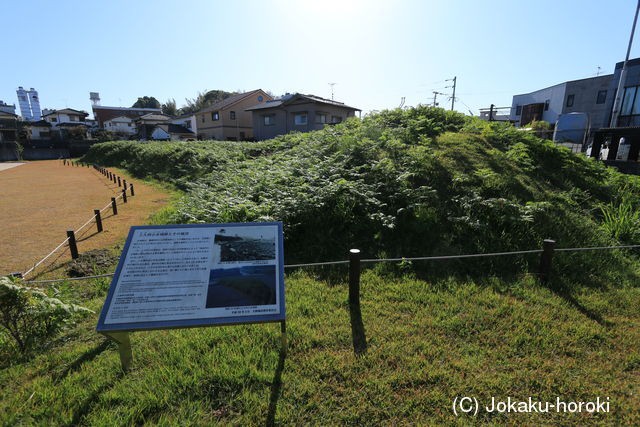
[69,370,124,426]
[549,280,613,327]
[77,230,100,243]
[266,347,287,427]
[53,339,113,383]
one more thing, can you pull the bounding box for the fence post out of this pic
[117,176,121,187]
[130,183,135,196]
[539,239,556,283]
[349,248,367,355]
[122,188,127,203]
[67,230,79,259]
[111,197,118,215]
[123,179,127,191]
[94,209,103,233]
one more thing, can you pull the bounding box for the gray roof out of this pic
[135,113,171,122]
[245,93,359,111]
[199,89,267,113]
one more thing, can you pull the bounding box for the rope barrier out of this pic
[284,260,350,268]
[74,214,97,234]
[361,249,544,263]
[22,238,70,277]
[24,273,114,285]
[555,244,640,252]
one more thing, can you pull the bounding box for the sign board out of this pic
[97,222,285,333]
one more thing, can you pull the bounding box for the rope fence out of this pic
[19,162,136,279]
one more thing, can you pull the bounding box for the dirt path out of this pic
[0,160,171,276]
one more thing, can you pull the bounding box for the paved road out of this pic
[0,162,26,172]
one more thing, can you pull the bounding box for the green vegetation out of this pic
[2,106,637,424]
[0,271,638,424]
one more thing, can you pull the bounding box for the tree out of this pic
[180,90,238,114]
[132,96,161,109]
[162,98,178,116]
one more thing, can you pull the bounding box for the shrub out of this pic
[0,277,92,357]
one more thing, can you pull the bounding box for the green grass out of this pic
[1,270,638,425]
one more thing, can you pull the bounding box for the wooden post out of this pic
[122,188,127,203]
[67,230,79,259]
[349,249,367,355]
[111,197,118,215]
[117,176,121,187]
[539,239,556,283]
[130,183,134,196]
[94,209,103,233]
[123,179,127,191]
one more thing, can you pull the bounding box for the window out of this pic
[331,115,343,124]
[596,90,607,104]
[544,99,550,111]
[69,116,76,121]
[515,105,522,116]
[230,111,236,120]
[315,112,328,124]
[201,115,205,123]
[566,95,574,107]
[128,123,131,127]
[240,132,245,139]
[50,117,57,122]
[264,115,275,126]
[294,113,307,125]
[211,111,219,121]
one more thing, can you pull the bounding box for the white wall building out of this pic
[104,115,136,135]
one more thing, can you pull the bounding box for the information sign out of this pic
[97,222,285,333]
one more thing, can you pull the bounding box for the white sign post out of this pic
[97,222,286,370]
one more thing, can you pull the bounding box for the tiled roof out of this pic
[199,89,266,113]
[42,108,89,117]
[245,93,359,111]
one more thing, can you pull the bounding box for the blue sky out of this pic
[2,0,639,117]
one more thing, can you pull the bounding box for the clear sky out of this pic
[2,0,640,117]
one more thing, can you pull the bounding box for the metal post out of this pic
[348,249,367,355]
[67,230,79,259]
[122,188,127,203]
[94,209,103,233]
[130,183,135,196]
[111,197,118,215]
[539,239,556,283]
[280,320,287,355]
[104,332,133,371]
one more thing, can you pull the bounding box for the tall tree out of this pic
[180,90,238,114]
[162,98,178,116]
[132,96,161,109]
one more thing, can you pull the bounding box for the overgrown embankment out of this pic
[83,107,640,286]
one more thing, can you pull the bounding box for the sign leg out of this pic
[104,332,133,371]
[280,320,287,355]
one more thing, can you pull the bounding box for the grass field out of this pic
[1,269,638,425]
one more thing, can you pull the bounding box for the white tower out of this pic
[16,86,32,121]
[90,92,101,106]
[28,88,41,120]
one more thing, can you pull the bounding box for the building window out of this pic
[331,115,343,124]
[566,95,574,107]
[264,115,275,126]
[212,111,219,121]
[240,131,245,139]
[621,86,639,116]
[70,116,76,121]
[50,117,57,122]
[596,90,607,104]
[315,112,328,124]
[515,105,522,116]
[294,113,307,125]
[230,111,236,120]
[544,99,550,111]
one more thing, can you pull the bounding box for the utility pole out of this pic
[610,0,640,128]
[328,83,337,101]
[432,91,445,107]
[489,104,495,122]
[446,76,457,111]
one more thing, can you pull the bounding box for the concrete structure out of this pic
[246,93,360,141]
[104,115,136,135]
[92,105,163,128]
[196,89,272,140]
[16,86,40,120]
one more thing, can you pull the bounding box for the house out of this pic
[104,115,136,135]
[42,108,90,139]
[0,100,16,115]
[150,124,196,141]
[133,113,171,140]
[171,112,197,135]
[92,105,163,128]
[25,120,53,140]
[195,89,272,140]
[246,93,360,141]
[0,110,18,142]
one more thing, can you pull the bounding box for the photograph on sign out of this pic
[96,222,285,332]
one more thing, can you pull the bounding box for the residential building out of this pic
[133,113,171,140]
[42,108,90,139]
[246,93,360,141]
[92,105,163,128]
[0,100,16,115]
[0,110,18,142]
[150,124,196,141]
[608,57,640,127]
[171,112,197,135]
[104,115,136,135]
[195,89,272,140]
[26,120,53,140]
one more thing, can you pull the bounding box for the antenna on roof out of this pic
[328,82,337,100]
[596,66,602,76]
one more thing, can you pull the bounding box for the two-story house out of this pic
[196,89,272,140]
[133,113,172,140]
[42,108,90,139]
[104,115,136,136]
[246,93,360,141]
[0,110,18,142]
